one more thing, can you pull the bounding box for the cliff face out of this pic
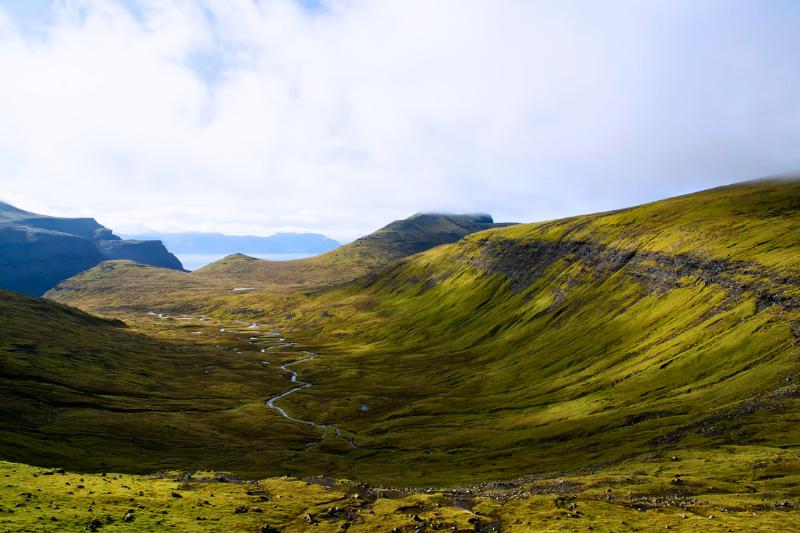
[0,202,183,295]
[97,240,184,271]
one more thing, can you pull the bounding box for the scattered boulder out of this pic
[85,518,103,531]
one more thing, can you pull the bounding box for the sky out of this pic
[0,0,799,241]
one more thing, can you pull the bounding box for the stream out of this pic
[149,313,353,448]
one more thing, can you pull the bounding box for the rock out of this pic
[304,513,317,524]
[261,525,281,533]
[171,492,183,498]
[85,518,103,531]
[122,512,134,522]
[234,506,248,514]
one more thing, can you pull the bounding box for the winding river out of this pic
[149,314,353,447]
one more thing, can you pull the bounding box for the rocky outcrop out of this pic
[464,236,800,310]
[0,201,183,295]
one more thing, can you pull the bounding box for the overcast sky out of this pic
[1,0,799,241]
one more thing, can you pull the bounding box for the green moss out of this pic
[10,178,800,491]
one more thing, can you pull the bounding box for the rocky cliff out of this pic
[0,201,183,295]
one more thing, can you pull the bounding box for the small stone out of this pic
[85,518,103,531]
[122,512,134,522]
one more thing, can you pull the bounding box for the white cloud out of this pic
[0,0,799,241]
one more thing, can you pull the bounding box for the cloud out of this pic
[0,0,799,240]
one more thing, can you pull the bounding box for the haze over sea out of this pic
[177,253,315,271]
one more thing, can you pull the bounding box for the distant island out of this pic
[123,232,341,270]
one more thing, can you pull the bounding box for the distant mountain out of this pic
[122,231,340,254]
[47,212,516,310]
[192,212,515,286]
[0,201,183,295]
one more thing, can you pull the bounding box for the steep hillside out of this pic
[0,201,183,295]
[254,179,800,482]
[0,290,342,476]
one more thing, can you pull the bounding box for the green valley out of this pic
[3,180,800,530]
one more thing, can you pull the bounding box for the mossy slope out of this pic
[263,179,800,483]
[18,178,800,489]
[47,214,512,309]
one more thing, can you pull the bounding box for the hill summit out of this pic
[191,212,515,287]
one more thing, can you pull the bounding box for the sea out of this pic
[176,253,316,272]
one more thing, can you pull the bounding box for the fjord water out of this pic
[177,252,316,271]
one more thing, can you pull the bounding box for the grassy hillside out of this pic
[250,179,800,484]
[32,179,800,487]
[4,179,800,528]
[0,290,356,477]
[190,213,513,287]
[47,213,512,315]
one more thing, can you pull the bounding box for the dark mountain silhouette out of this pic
[0,201,183,295]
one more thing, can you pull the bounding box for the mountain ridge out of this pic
[0,201,184,295]
[46,212,515,309]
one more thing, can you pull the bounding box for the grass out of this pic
[1,444,798,531]
[4,178,799,528]
[47,214,511,307]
